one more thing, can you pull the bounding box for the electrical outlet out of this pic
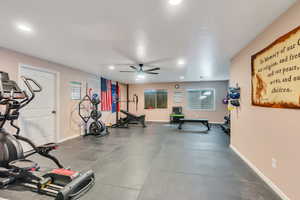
[272,158,277,169]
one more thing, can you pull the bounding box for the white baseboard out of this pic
[58,134,80,143]
[230,145,290,200]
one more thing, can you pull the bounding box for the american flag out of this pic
[116,82,120,112]
[101,77,112,111]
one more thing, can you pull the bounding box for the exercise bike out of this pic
[79,93,109,137]
[0,71,95,200]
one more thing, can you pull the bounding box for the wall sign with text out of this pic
[70,81,82,100]
[252,26,300,109]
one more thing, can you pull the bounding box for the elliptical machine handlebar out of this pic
[21,76,42,93]
[19,76,42,109]
[0,75,42,130]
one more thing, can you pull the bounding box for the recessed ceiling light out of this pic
[108,65,115,70]
[177,59,186,66]
[180,76,185,80]
[16,23,33,33]
[169,0,182,6]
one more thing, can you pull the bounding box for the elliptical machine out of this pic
[0,71,95,200]
[79,93,109,137]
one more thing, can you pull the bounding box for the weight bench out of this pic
[178,118,210,132]
[112,110,146,128]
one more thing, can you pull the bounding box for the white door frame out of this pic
[18,63,61,143]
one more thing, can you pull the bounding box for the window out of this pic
[144,89,168,109]
[187,89,215,110]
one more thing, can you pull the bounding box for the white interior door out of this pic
[19,65,57,151]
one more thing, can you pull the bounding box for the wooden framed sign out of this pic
[252,26,300,109]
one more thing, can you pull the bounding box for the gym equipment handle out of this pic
[19,76,42,109]
[21,76,42,93]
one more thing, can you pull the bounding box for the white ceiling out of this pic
[0,0,296,83]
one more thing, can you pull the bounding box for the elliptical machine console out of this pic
[0,71,95,200]
[0,72,23,99]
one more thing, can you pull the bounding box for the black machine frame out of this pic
[0,71,95,200]
[178,118,210,132]
[112,110,146,128]
[112,83,146,128]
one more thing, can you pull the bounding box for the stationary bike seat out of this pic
[9,159,38,171]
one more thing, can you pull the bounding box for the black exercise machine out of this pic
[112,83,146,128]
[178,118,210,132]
[112,110,146,128]
[220,115,230,135]
[79,92,109,137]
[0,71,95,200]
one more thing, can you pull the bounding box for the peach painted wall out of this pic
[230,2,300,199]
[0,47,124,141]
[128,81,228,122]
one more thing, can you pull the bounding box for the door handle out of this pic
[51,110,56,114]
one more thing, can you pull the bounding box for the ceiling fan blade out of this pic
[130,66,138,70]
[144,67,160,72]
[145,72,159,75]
[144,57,173,65]
[119,71,136,73]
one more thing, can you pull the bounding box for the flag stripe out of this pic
[101,77,112,111]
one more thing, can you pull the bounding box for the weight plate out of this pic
[91,110,102,120]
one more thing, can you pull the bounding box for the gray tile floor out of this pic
[0,123,281,200]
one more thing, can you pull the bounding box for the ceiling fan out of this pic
[120,64,160,75]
